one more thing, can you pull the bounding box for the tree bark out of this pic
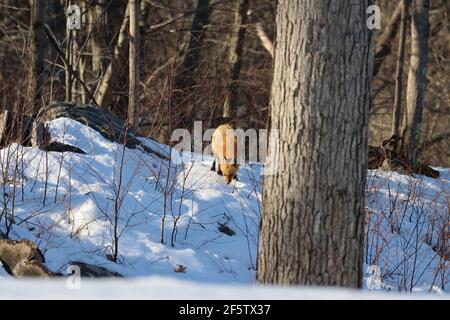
[94,3,130,109]
[128,0,140,127]
[88,0,105,78]
[258,0,372,287]
[401,0,429,167]
[70,28,80,102]
[223,0,249,119]
[391,0,411,137]
[65,21,73,101]
[79,55,87,104]
[29,0,45,117]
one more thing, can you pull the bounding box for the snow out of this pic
[364,169,449,292]
[1,118,261,283]
[0,117,448,298]
[0,261,9,278]
[0,277,447,300]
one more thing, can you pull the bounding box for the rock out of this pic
[0,239,56,277]
[13,260,53,277]
[37,102,169,160]
[174,265,186,273]
[416,162,440,179]
[44,141,86,154]
[0,103,169,159]
[218,223,236,236]
[68,261,123,278]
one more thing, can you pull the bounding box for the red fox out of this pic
[211,124,240,184]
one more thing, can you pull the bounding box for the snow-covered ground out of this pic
[0,277,447,300]
[0,118,448,298]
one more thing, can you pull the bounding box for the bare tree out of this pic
[373,2,402,77]
[247,10,274,58]
[95,3,130,109]
[44,24,99,106]
[65,13,73,102]
[391,0,411,137]
[258,0,372,287]
[128,0,140,127]
[223,0,249,119]
[29,0,45,116]
[88,0,105,78]
[171,0,212,114]
[401,0,430,167]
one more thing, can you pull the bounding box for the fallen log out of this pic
[380,135,440,178]
[36,102,170,160]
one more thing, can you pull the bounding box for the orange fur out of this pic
[211,124,240,184]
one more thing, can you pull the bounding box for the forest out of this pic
[0,0,448,300]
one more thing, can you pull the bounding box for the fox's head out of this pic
[219,163,240,184]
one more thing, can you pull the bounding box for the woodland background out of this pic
[0,0,448,166]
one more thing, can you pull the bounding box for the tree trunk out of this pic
[65,23,73,101]
[401,0,429,168]
[258,0,372,287]
[29,0,45,117]
[171,0,211,113]
[373,2,402,77]
[391,0,411,137]
[89,0,105,78]
[223,0,249,119]
[79,56,87,104]
[247,10,274,58]
[94,3,130,109]
[128,0,140,127]
[70,29,80,102]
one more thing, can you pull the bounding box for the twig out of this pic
[43,23,99,106]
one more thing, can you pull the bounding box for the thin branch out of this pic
[43,23,99,106]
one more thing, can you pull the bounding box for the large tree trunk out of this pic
[128,0,140,127]
[391,0,411,137]
[29,0,46,117]
[258,1,372,287]
[222,0,249,119]
[401,0,429,168]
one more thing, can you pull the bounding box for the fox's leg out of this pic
[210,159,216,171]
[217,160,223,176]
[234,175,238,181]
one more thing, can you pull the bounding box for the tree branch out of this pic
[44,24,99,106]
